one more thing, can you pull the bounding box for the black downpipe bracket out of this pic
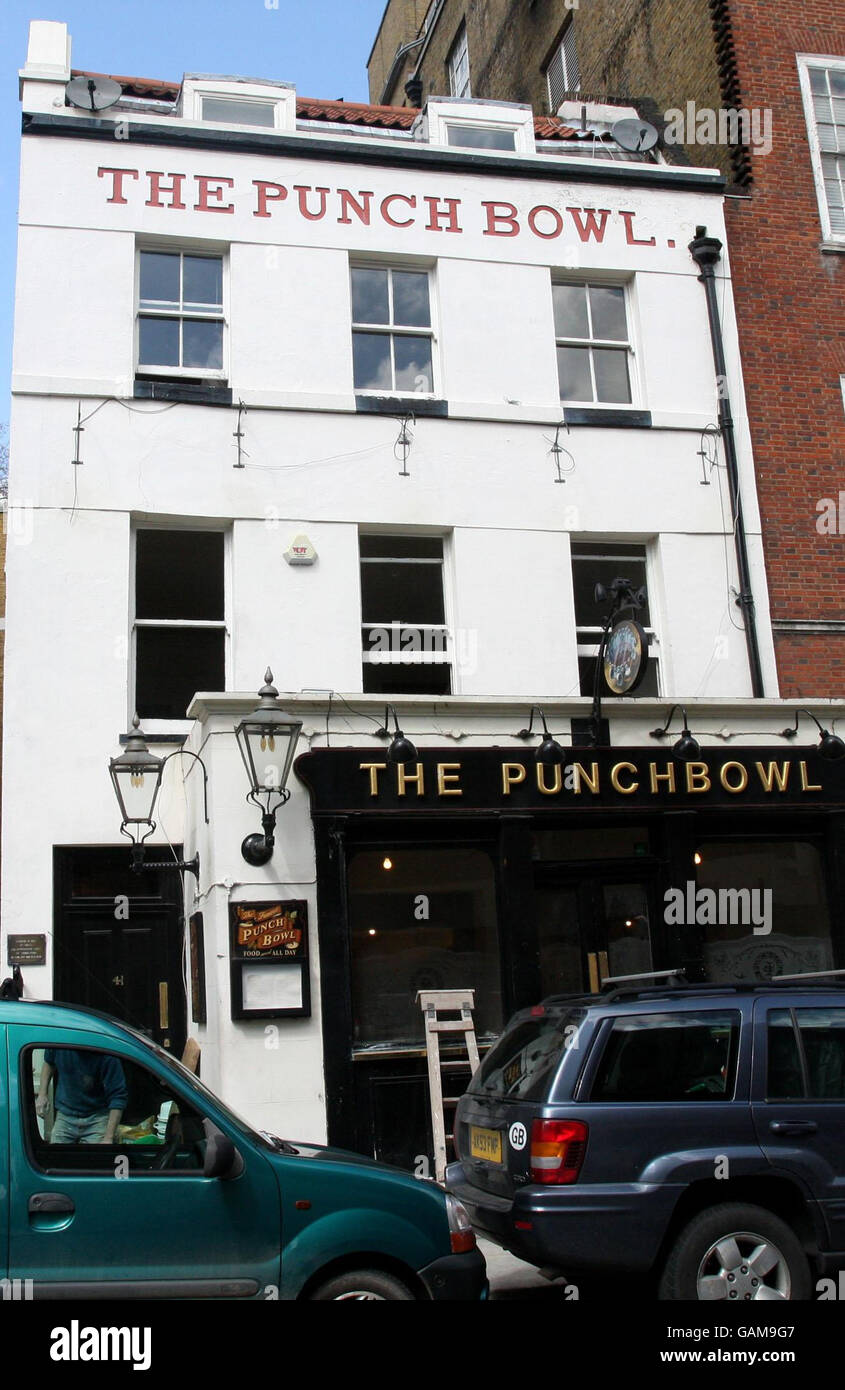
[689,228,765,698]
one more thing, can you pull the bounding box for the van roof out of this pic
[0,998,149,1044]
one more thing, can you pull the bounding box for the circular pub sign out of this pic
[604,618,649,695]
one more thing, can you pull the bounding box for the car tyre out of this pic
[658,1203,811,1302]
[309,1269,417,1301]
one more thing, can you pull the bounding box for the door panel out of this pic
[534,872,658,995]
[8,1029,281,1297]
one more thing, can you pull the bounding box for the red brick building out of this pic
[369,0,845,697]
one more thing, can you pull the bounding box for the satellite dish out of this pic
[611,116,659,153]
[65,75,122,112]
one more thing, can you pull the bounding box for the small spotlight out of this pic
[382,857,393,871]
[782,709,845,762]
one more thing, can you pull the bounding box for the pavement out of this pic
[481,1239,564,1300]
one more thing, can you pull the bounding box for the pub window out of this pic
[571,541,660,696]
[360,534,451,695]
[351,265,435,396]
[137,250,225,379]
[133,529,227,721]
[554,281,634,405]
[348,847,502,1045]
[696,840,833,984]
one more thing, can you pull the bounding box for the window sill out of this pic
[563,406,652,428]
[820,241,845,256]
[134,378,233,407]
[355,394,448,417]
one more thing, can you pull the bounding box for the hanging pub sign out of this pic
[229,901,310,1020]
[604,619,649,695]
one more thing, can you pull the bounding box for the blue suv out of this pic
[446,976,845,1300]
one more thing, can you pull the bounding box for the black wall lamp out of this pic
[781,709,845,762]
[376,706,418,764]
[109,715,209,877]
[235,670,304,867]
[516,706,567,765]
[649,705,701,763]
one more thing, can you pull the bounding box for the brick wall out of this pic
[723,1,845,694]
[367,0,431,105]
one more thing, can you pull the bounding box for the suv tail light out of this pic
[530,1119,588,1185]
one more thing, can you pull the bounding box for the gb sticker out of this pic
[509,1121,527,1151]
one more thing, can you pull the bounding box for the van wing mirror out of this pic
[203,1120,244,1180]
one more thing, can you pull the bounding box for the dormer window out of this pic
[181,77,296,132]
[425,99,535,155]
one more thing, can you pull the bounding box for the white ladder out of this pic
[416,988,480,1183]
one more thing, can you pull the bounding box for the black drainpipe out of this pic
[689,227,765,698]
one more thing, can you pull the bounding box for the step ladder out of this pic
[416,989,480,1183]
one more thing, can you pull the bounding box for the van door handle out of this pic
[28,1192,75,1214]
[769,1120,818,1136]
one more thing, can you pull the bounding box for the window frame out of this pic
[129,523,231,732]
[553,278,638,408]
[135,246,228,383]
[797,54,845,245]
[350,261,438,398]
[448,23,471,99]
[359,531,455,695]
[570,539,662,697]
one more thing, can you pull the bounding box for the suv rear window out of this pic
[590,1011,740,1102]
[468,1008,587,1101]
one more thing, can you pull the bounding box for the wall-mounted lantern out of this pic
[235,670,303,867]
[108,715,207,877]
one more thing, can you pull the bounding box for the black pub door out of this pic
[53,847,186,1055]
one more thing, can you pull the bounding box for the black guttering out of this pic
[21,112,726,193]
[689,228,765,699]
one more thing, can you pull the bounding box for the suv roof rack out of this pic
[600,968,687,992]
[771,968,845,982]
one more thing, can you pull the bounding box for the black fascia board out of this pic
[21,112,726,194]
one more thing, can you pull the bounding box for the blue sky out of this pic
[0,0,389,425]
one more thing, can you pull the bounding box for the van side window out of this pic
[24,1046,207,1174]
[590,1012,740,1102]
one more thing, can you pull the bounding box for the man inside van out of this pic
[36,1048,128,1145]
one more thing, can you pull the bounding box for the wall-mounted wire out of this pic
[394,413,415,477]
[697,423,720,485]
[233,400,248,469]
[545,421,576,483]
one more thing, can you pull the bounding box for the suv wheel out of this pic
[309,1269,416,1301]
[659,1203,811,1301]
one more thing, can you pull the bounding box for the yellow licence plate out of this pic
[470,1126,503,1163]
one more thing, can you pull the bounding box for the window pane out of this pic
[809,67,829,95]
[136,530,225,620]
[594,347,632,403]
[351,268,390,325]
[360,557,445,625]
[360,535,443,560]
[557,344,592,400]
[572,549,649,625]
[139,252,179,307]
[553,283,589,338]
[796,1010,845,1099]
[138,316,179,367]
[394,335,433,393]
[136,626,225,720]
[183,256,222,309]
[591,1012,740,1102]
[446,125,517,150]
[201,96,276,127]
[589,285,628,341]
[392,271,431,327]
[183,319,223,370]
[353,332,392,390]
[831,70,845,97]
[348,849,499,1044]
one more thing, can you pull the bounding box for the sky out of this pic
[0,0,389,425]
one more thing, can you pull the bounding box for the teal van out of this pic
[0,999,486,1300]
